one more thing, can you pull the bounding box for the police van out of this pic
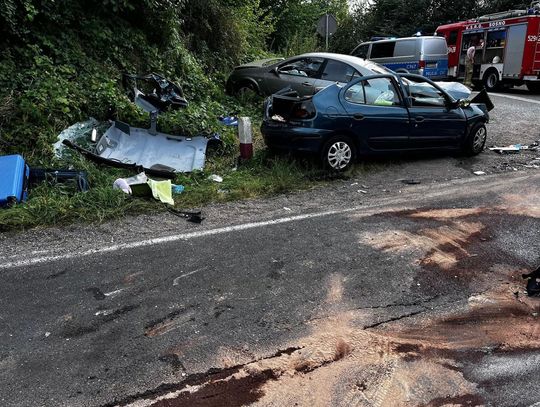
[351,36,449,80]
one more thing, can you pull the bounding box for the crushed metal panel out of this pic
[96,122,208,173]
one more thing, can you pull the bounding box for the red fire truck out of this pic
[435,2,540,92]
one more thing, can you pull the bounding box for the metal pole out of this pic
[325,14,329,51]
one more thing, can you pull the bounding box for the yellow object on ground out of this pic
[147,179,174,205]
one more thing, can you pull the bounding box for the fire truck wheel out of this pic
[482,69,499,91]
[526,81,540,94]
[462,123,487,156]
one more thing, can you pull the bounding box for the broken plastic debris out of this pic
[473,171,486,176]
[208,174,223,183]
[522,266,540,297]
[401,179,421,185]
[489,144,522,154]
[113,178,132,194]
[219,115,238,126]
[172,184,184,194]
[271,114,286,123]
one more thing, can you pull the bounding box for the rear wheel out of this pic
[234,82,258,98]
[462,123,487,156]
[321,136,356,171]
[483,69,499,92]
[526,81,540,93]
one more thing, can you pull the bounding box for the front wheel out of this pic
[462,123,487,156]
[483,70,499,92]
[526,81,540,94]
[321,136,356,171]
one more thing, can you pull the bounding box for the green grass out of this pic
[0,137,347,231]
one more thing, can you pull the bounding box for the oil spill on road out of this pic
[144,306,197,338]
[149,370,277,407]
[61,304,140,338]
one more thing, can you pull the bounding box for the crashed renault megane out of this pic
[261,68,493,171]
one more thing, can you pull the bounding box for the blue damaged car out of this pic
[261,72,493,171]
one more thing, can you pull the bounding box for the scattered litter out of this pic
[172,184,184,194]
[218,115,238,126]
[358,189,368,194]
[400,179,421,185]
[473,171,486,176]
[522,266,540,297]
[104,289,125,298]
[147,179,174,205]
[283,207,292,211]
[489,140,539,154]
[113,178,132,194]
[45,332,51,337]
[489,144,522,154]
[208,174,223,183]
[167,208,204,223]
[350,182,359,186]
[271,114,286,123]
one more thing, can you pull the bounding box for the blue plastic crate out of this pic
[0,154,30,206]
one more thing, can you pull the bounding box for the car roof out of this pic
[296,52,393,75]
[358,36,445,45]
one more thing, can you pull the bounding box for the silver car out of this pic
[226,52,392,97]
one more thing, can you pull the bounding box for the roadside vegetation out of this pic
[0,0,527,230]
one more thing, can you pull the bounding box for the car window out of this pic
[352,44,370,59]
[345,77,401,106]
[404,79,447,107]
[278,57,324,78]
[394,40,416,57]
[321,60,360,83]
[370,41,396,59]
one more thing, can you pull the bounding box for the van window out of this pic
[422,39,448,56]
[394,40,416,57]
[353,44,369,59]
[370,41,396,59]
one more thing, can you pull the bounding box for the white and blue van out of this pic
[351,36,449,80]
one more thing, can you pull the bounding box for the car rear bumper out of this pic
[261,121,332,153]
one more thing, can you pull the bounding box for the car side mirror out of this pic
[271,67,280,77]
[447,99,460,110]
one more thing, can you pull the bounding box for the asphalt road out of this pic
[0,91,539,407]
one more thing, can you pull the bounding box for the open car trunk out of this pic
[269,88,314,122]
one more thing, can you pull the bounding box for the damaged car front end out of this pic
[261,74,493,171]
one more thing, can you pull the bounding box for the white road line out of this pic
[489,93,540,105]
[0,207,365,270]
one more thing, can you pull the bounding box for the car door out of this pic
[263,57,324,96]
[340,76,411,150]
[314,59,361,91]
[402,76,466,148]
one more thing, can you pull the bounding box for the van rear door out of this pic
[421,38,449,80]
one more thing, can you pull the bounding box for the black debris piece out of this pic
[522,266,540,297]
[167,208,205,224]
[122,73,188,113]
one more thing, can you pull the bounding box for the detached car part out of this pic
[63,73,221,175]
